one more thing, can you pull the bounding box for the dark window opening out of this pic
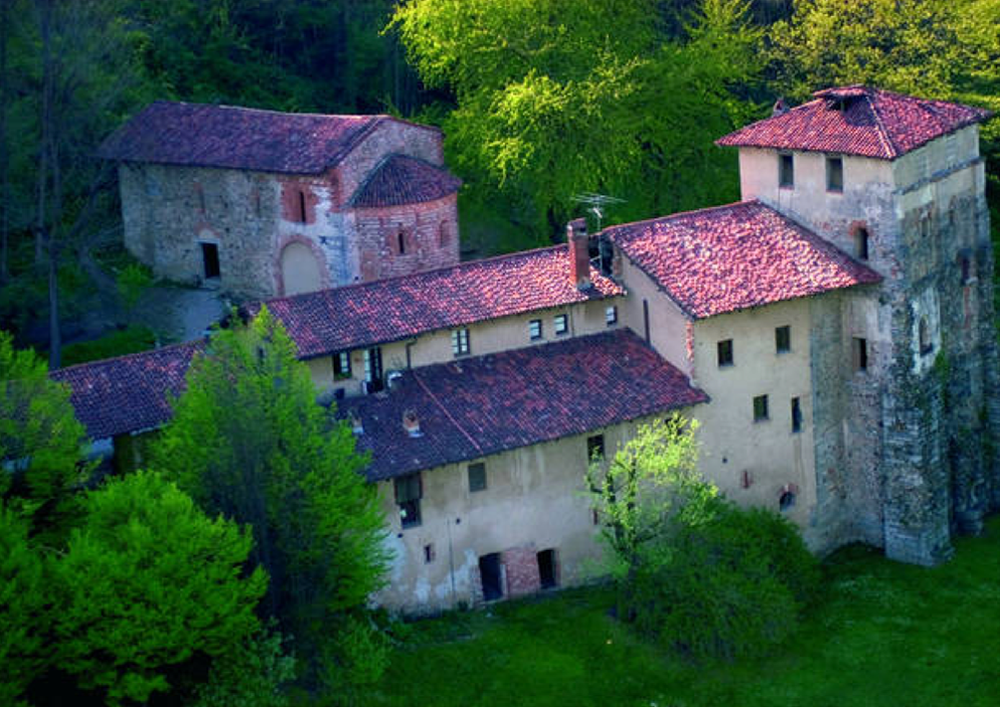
[439,221,450,248]
[852,337,868,372]
[364,347,383,392]
[468,462,487,493]
[537,549,558,589]
[606,306,618,326]
[960,254,973,283]
[919,317,933,355]
[333,351,351,380]
[201,242,220,279]
[775,326,791,354]
[529,319,543,340]
[554,313,569,335]
[753,394,769,422]
[479,553,504,601]
[717,339,734,367]
[598,236,614,277]
[643,300,650,343]
[791,397,802,433]
[779,153,794,189]
[587,434,605,461]
[397,231,406,255]
[298,190,307,223]
[826,156,844,193]
[424,544,435,563]
[854,227,870,260]
[779,490,796,511]
[394,473,422,529]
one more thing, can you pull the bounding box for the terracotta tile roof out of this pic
[51,341,205,440]
[606,200,881,319]
[717,86,992,160]
[253,246,623,358]
[342,329,708,481]
[350,154,461,207]
[97,101,438,174]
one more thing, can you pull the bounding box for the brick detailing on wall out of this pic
[501,545,542,599]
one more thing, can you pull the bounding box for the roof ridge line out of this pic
[51,339,203,375]
[865,92,899,159]
[411,368,484,455]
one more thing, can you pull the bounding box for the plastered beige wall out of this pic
[618,256,693,376]
[305,299,622,396]
[689,299,816,527]
[372,420,656,613]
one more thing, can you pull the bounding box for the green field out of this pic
[362,518,1000,707]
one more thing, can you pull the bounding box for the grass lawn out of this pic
[362,517,1000,707]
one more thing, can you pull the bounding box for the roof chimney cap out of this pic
[403,409,423,438]
[349,411,364,436]
[772,97,789,116]
[567,217,588,238]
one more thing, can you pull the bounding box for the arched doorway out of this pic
[280,241,322,296]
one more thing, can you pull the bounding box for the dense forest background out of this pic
[0,0,997,363]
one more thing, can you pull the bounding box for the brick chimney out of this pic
[567,218,591,290]
[402,409,423,438]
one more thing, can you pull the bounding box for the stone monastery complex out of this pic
[54,86,999,612]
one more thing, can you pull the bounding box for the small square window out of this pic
[775,326,791,354]
[717,339,734,367]
[826,156,843,193]
[753,394,769,422]
[529,319,543,340]
[554,314,569,336]
[791,397,802,433]
[587,434,605,461]
[779,153,794,189]
[605,305,618,326]
[468,462,487,493]
[852,337,868,372]
[451,328,470,356]
[333,351,352,379]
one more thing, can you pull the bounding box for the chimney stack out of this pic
[402,409,423,438]
[567,217,591,290]
[772,97,789,116]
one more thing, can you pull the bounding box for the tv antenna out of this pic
[571,192,625,231]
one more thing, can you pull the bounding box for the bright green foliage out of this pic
[151,307,389,691]
[0,500,50,707]
[391,0,763,241]
[53,470,266,706]
[0,330,89,540]
[189,627,296,707]
[588,416,818,659]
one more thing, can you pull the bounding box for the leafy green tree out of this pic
[0,330,89,540]
[189,626,296,707]
[53,470,267,706]
[151,307,389,692]
[0,500,50,707]
[391,0,764,243]
[588,416,818,659]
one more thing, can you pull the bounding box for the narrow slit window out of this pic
[791,397,802,433]
[298,190,307,223]
[753,394,769,422]
[855,227,870,260]
[779,153,794,189]
[775,326,791,354]
[852,337,868,372]
[919,318,933,355]
[717,339,734,367]
[397,231,406,255]
[826,156,844,193]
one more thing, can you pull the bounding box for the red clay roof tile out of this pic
[97,101,438,174]
[350,154,461,207]
[50,341,205,440]
[343,329,708,481]
[717,86,991,159]
[606,200,881,319]
[255,246,623,358]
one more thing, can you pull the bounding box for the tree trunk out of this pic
[0,0,10,283]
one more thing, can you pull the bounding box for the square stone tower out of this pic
[719,86,998,564]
